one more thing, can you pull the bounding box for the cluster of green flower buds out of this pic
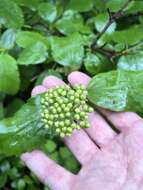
[41,84,94,138]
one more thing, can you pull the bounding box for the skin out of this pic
[21,71,143,190]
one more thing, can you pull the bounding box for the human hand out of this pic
[21,71,143,190]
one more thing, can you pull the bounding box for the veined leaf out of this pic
[55,10,91,35]
[111,25,143,45]
[12,0,41,10]
[38,2,57,23]
[51,33,84,68]
[16,31,50,49]
[0,0,24,29]
[18,42,48,65]
[0,94,49,156]
[67,0,94,12]
[0,54,20,95]
[117,52,143,71]
[0,29,16,50]
[87,70,143,112]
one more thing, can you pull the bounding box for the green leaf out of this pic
[0,0,24,29]
[0,29,16,50]
[94,13,116,34]
[0,54,20,95]
[12,0,41,10]
[16,31,49,49]
[87,70,143,112]
[51,33,84,68]
[84,52,113,75]
[38,2,57,23]
[18,42,48,65]
[111,25,143,45]
[55,10,91,35]
[106,0,127,12]
[125,0,143,14]
[6,98,24,117]
[0,103,4,120]
[0,94,48,156]
[67,0,94,12]
[117,52,143,71]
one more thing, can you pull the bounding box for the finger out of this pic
[31,85,47,96]
[68,71,116,147]
[42,76,65,89]
[98,108,143,132]
[64,129,98,165]
[42,75,98,164]
[21,150,74,190]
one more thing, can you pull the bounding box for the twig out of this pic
[92,0,132,47]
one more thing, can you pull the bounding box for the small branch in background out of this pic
[93,40,143,60]
[91,0,132,48]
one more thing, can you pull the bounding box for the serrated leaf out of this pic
[87,70,143,112]
[125,0,143,14]
[0,29,16,50]
[84,52,113,75]
[0,0,24,29]
[55,10,91,35]
[67,0,94,12]
[106,0,127,12]
[111,25,143,45]
[16,31,49,49]
[12,0,41,10]
[51,33,84,68]
[0,54,20,95]
[94,13,116,34]
[0,94,48,156]
[117,52,143,71]
[38,2,57,23]
[18,42,48,65]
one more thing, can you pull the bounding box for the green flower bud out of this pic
[59,113,65,118]
[75,108,80,113]
[80,112,86,117]
[65,112,71,117]
[66,133,72,136]
[57,107,62,113]
[64,107,70,112]
[88,107,94,112]
[80,121,86,127]
[47,121,53,125]
[60,132,65,138]
[75,114,80,120]
[59,121,64,127]
[41,84,93,138]
[51,108,57,114]
[67,127,72,132]
[71,123,77,129]
[65,119,70,125]
[69,96,75,101]
[56,128,61,133]
[62,127,67,132]
[55,121,59,127]
[54,102,59,108]
[45,124,49,128]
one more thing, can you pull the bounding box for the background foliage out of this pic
[0,0,143,189]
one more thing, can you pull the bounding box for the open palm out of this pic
[21,71,143,190]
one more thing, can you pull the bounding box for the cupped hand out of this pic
[21,72,143,190]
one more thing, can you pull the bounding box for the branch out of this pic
[91,0,132,47]
[93,40,143,60]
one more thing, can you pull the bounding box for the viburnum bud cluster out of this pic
[41,85,93,138]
